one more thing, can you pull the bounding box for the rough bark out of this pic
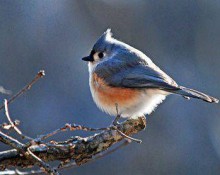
[0,116,146,171]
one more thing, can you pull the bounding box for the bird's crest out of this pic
[93,28,113,51]
[100,28,113,41]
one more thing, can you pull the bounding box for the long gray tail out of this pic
[174,86,219,103]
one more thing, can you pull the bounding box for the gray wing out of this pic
[95,57,219,103]
[107,65,180,91]
[95,57,180,91]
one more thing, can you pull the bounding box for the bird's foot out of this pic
[111,114,121,126]
[110,115,142,144]
[110,103,142,143]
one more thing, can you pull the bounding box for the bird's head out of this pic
[82,29,151,73]
[82,29,117,63]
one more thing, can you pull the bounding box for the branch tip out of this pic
[38,70,45,78]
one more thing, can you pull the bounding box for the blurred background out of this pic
[0,0,220,174]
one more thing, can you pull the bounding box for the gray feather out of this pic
[92,30,219,103]
[175,86,219,103]
[95,53,179,91]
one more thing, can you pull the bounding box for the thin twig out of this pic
[27,148,59,175]
[0,70,45,111]
[36,123,109,141]
[115,128,142,143]
[0,68,145,174]
[2,140,131,175]
[0,116,146,172]
[37,122,142,144]
[4,99,33,140]
[0,130,25,153]
[93,139,131,159]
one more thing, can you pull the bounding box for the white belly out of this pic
[90,78,169,118]
[119,89,168,118]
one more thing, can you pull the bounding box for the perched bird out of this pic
[82,29,219,120]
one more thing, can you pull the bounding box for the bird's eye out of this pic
[98,52,104,58]
[93,51,105,61]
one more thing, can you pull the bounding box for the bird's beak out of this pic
[82,55,94,62]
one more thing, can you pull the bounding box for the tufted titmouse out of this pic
[82,29,219,119]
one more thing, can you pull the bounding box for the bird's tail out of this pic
[173,86,219,103]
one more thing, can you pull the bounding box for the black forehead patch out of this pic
[90,49,95,56]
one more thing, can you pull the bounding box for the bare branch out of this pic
[0,70,45,111]
[36,123,109,142]
[0,116,146,171]
[4,99,33,140]
[0,140,131,175]
[114,127,142,143]
[0,130,25,153]
[0,70,146,174]
[27,148,59,175]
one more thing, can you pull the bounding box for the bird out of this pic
[82,29,219,121]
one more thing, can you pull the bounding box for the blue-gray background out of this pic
[0,1,220,174]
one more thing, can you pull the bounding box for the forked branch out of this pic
[0,116,146,171]
[0,70,146,175]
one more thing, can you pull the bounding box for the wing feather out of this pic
[95,55,180,91]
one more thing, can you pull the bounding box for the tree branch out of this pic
[1,140,131,175]
[0,70,45,111]
[0,116,146,171]
[3,99,33,140]
[0,130,25,152]
[0,70,146,174]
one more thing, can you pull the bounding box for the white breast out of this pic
[119,89,168,118]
